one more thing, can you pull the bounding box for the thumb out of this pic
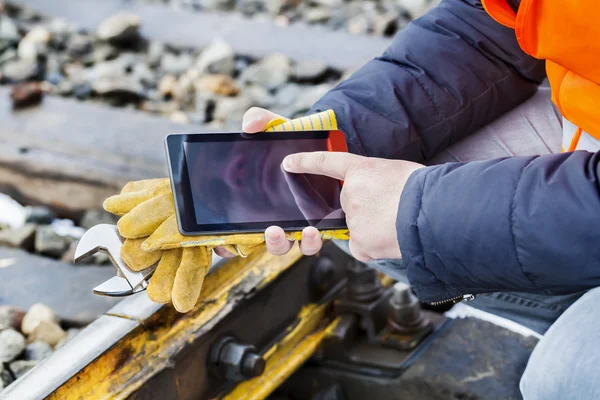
[282,151,362,180]
[242,107,287,133]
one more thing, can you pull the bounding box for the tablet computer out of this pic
[165,130,348,235]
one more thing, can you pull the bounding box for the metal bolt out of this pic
[387,282,430,334]
[210,337,265,381]
[346,259,383,302]
[312,257,337,293]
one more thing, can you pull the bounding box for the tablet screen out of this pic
[167,131,347,234]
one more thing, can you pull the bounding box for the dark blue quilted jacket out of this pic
[309,0,600,303]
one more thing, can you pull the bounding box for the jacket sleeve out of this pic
[309,0,545,161]
[397,151,600,303]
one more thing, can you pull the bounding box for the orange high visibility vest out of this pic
[482,0,600,152]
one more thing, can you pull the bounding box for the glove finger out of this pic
[117,193,175,239]
[121,238,162,272]
[147,249,182,304]
[171,247,211,313]
[103,181,171,216]
[265,110,337,132]
[121,178,170,194]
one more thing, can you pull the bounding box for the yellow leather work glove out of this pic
[103,110,348,313]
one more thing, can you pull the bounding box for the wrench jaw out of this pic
[75,224,156,297]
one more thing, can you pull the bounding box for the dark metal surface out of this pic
[276,317,538,400]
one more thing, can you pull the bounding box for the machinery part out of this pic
[223,305,342,400]
[345,259,384,303]
[311,256,345,300]
[277,317,539,400]
[74,224,156,296]
[334,260,392,341]
[386,282,431,334]
[311,384,346,400]
[210,337,266,382]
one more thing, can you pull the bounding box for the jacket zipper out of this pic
[429,294,475,307]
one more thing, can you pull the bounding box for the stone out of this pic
[21,303,58,335]
[17,26,51,60]
[213,95,253,122]
[196,39,235,76]
[0,59,41,83]
[169,111,190,124]
[132,63,156,87]
[72,81,93,99]
[305,7,332,24]
[373,11,399,36]
[0,363,13,389]
[291,83,333,114]
[92,76,147,104]
[0,48,18,68]
[147,40,165,68]
[66,34,93,56]
[292,60,328,82]
[9,360,38,379]
[47,18,74,47]
[55,328,80,350]
[10,82,44,109]
[23,341,52,361]
[89,44,119,64]
[140,100,179,114]
[311,0,343,7]
[24,206,56,225]
[158,74,178,97]
[398,0,430,19]
[161,52,194,76]
[0,224,36,250]
[0,306,25,331]
[49,220,84,241]
[347,14,371,35]
[0,193,26,229]
[0,16,20,43]
[82,53,138,82]
[199,0,234,10]
[97,12,141,44]
[0,329,26,362]
[245,85,274,108]
[274,83,300,107]
[196,74,239,96]
[241,54,291,90]
[34,225,68,257]
[45,71,64,85]
[79,209,118,231]
[28,321,67,347]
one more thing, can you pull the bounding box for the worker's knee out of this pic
[520,287,600,400]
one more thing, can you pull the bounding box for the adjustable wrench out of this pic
[74,224,157,297]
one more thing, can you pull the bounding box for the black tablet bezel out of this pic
[165,131,347,235]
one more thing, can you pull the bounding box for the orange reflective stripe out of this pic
[567,127,583,152]
[481,0,517,28]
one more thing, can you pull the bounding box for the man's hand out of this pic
[216,107,324,258]
[283,152,423,261]
[239,107,424,262]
